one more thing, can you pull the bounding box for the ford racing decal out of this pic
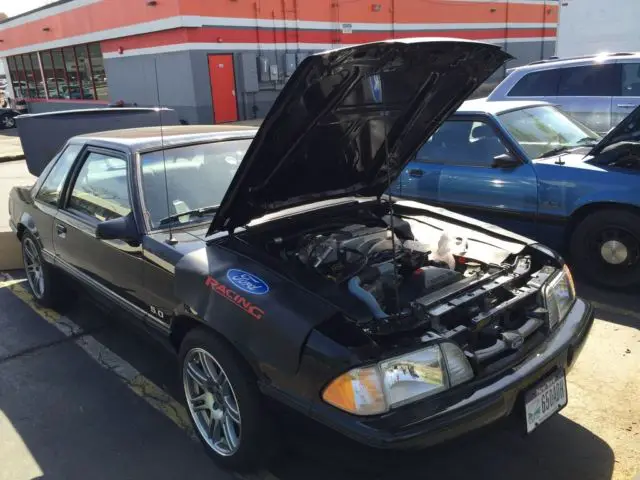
[226,269,270,295]
[205,276,265,320]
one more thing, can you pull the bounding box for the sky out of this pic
[0,0,55,18]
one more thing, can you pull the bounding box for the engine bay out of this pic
[259,207,560,369]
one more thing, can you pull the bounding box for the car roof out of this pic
[456,98,550,115]
[507,52,640,74]
[74,124,259,152]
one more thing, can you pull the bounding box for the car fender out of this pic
[174,243,338,378]
[570,189,640,217]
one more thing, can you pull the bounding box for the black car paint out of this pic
[8,39,594,451]
[210,39,512,233]
[9,138,594,448]
[300,298,594,448]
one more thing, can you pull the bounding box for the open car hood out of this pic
[208,38,511,234]
[590,104,640,158]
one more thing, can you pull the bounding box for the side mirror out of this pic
[96,212,140,244]
[492,153,520,169]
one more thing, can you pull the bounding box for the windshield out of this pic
[140,139,251,228]
[498,106,601,159]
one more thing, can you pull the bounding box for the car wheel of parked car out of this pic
[179,328,277,471]
[570,209,640,288]
[21,232,73,308]
[1,113,16,129]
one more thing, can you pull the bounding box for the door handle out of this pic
[56,224,67,238]
[617,103,636,108]
[408,169,424,178]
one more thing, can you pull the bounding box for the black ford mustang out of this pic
[8,39,594,471]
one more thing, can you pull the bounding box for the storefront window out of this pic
[51,49,69,98]
[63,46,82,99]
[88,43,108,100]
[7,56,23,97]
[13,55,27,97]
[23,55,37,98]
[41,51,59,99]
[7,42,108,102]
[30,53,45,98]
[74,45,95,100]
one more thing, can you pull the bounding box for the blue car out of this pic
[392,99,640,288]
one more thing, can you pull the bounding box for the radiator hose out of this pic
[347,263,394,319]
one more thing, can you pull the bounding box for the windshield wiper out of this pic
[575,136,600,146]
[158,205,219,226]
[539,146,573,158]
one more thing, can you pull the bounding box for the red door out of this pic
[208,54,238,123]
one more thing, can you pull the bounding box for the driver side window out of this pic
[67,152,131,223]
[416,120,509,167]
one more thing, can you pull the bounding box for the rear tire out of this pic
[179,328,278,472]
[0,113,16,129]
[21,231,74,309]
[569,209,640,288]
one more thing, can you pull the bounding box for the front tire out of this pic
[179,328,277,471]
[570,209,640,288]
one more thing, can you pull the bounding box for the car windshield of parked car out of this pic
[498,106,601,159]
[140,139,251,228]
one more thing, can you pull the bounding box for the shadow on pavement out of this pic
[0,274,620,480]
[271,409,615,480]
[0,128,18,137]
[577,282,640,329]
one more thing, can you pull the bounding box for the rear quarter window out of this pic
[507,69,560,97]
[557,64,620,96]
[35,144,83,207]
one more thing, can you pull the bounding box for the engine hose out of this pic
[347,262,395,319]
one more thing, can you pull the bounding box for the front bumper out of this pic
[308,297,595,449]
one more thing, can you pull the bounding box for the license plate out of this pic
[524,370,567,433]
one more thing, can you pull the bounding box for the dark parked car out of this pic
[392,99,640,288]
[8,39,594,471]
[0,107,19,129]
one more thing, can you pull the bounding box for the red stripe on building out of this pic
[0,0,557,53]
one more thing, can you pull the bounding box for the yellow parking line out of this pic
[0,273,193,437]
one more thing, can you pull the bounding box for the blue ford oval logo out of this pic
[226,269,270,295]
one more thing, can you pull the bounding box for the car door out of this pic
[436,117,539,239]
[29,143,84,260]
[611,61,640,128]
[555,63,619,134]
[53,147,146,311]
[390,131,446,203]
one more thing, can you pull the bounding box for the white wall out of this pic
[557,0,640,57]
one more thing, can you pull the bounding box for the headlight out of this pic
[322,342,474,416]
[544,265,576,329]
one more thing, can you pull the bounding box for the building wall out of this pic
[0,0,560,122]
[104,50,204,124]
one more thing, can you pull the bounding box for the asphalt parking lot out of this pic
[0,268,637,480]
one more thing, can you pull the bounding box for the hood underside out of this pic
[209,38,511,234]
[591,104,640,158]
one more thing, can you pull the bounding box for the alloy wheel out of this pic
[1,115,15,128]
[183,348,242,456]
[23,237,44,299]
[591,227,640,270]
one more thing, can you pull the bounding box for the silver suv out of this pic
[487,52,640,134]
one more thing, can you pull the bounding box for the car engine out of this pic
[291,221,468,321]
[264,212,558,370]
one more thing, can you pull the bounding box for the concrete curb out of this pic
[0,154,26,164]
[0,231,23,271]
